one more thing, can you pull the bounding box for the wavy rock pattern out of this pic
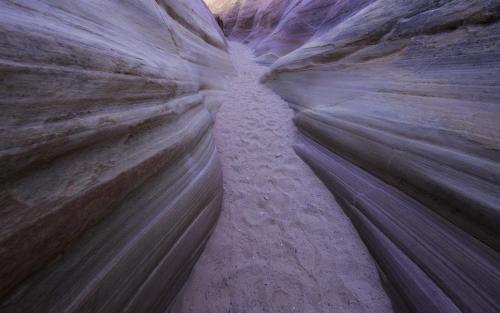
[210,1,500,312]
[0,0,231,312]
[206,0,376,63]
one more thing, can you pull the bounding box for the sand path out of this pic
[172,42,392,313]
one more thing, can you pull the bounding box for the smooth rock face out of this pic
[0,0,231,312]
[210,1,500,312]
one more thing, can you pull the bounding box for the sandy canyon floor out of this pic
[172,42,393,313]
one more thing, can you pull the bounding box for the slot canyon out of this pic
[0,1,499,313]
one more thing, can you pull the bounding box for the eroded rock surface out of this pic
[206,0,376,63]
[209,1,500,312]
[0,1,231,312]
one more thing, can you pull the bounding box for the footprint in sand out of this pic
[174,42,392,313]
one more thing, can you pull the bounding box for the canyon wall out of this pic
[206,0,377,63]
[0,0,231,312]
[211,1,500,312]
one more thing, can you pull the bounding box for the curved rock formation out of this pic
[206,0,376,63]
[210,1,500,312]
[0,0,231,312]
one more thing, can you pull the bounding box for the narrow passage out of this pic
[173,43,392,313]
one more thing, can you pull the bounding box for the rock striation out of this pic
[206,0,377,63]
[0,0,231,312]
[210,1,500,312]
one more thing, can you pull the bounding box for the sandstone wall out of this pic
[207,0,376,63]
[211,1,500,312]
[0,0,231,312]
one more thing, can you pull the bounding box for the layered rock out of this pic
[0,0,231,312]
[210,1,500,312]
[206,0,376,63]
